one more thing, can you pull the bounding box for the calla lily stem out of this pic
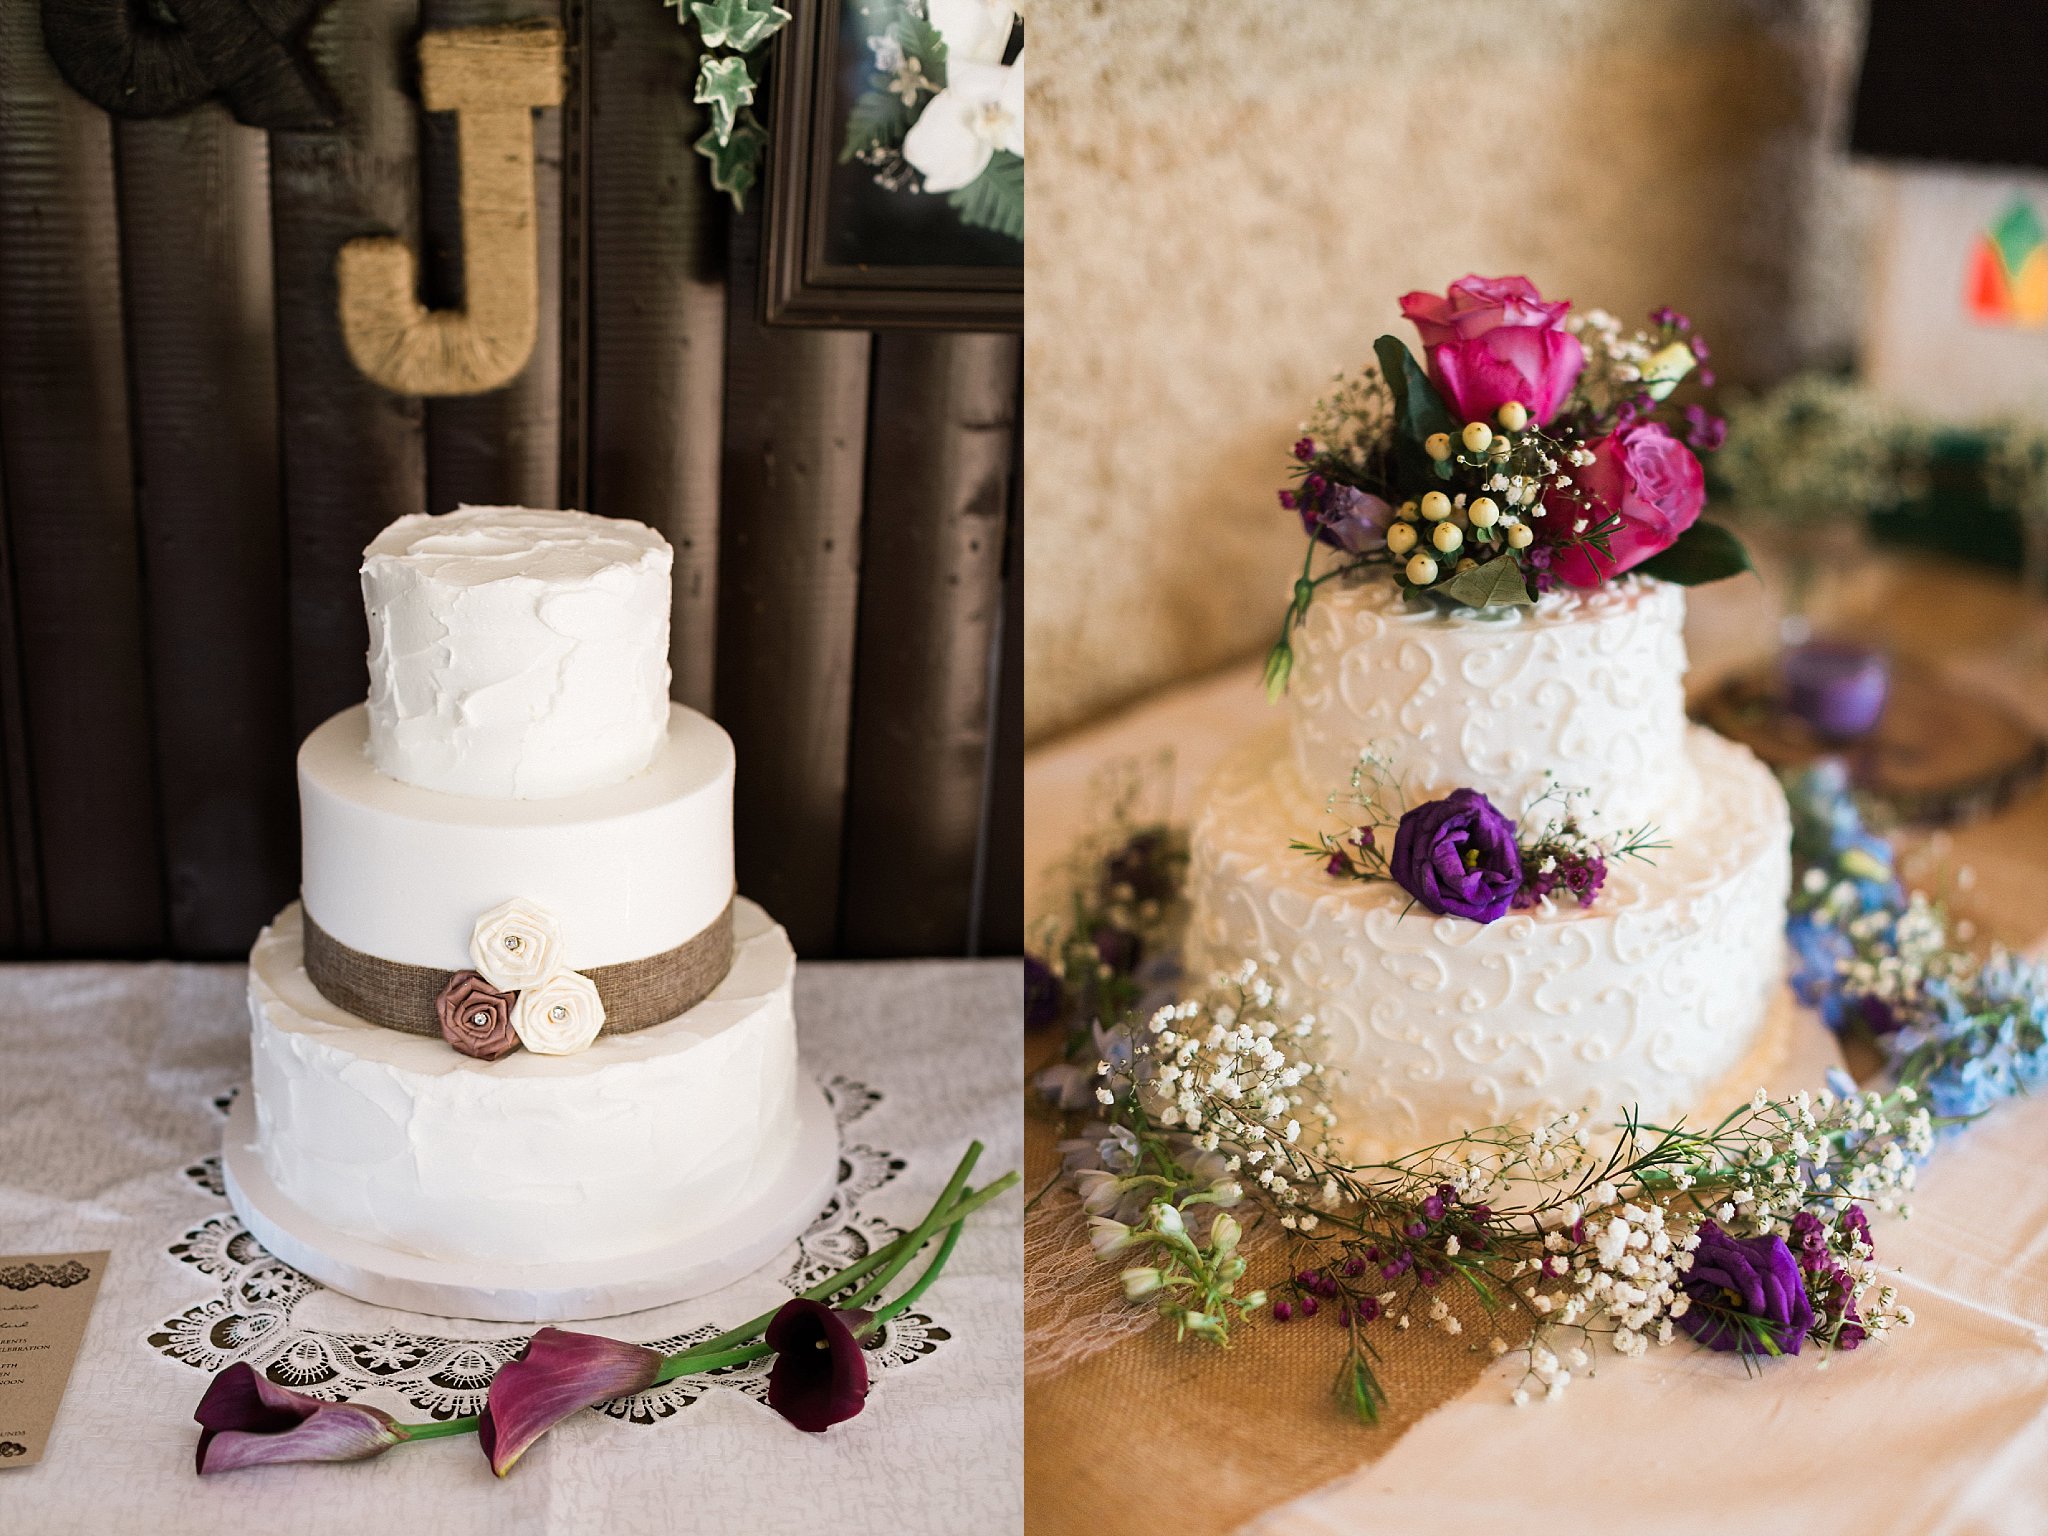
[390,1146,1017,1437]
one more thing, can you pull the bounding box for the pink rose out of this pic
[1547,422,1705,588]
[1399,274,1584,426]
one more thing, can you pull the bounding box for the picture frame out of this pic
[761,0,1022,331]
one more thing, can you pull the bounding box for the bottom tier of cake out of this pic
[244,897,802,1269]
[1187,724,1791,1157]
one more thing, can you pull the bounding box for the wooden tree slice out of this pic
[1694,657,2048,826]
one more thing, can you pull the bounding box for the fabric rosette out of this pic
[469,898,564,991]
[1389,789,1523,924]
[512,968,606,1055]
[434,971,521,1061]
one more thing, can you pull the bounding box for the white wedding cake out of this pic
[1187,574,1790,1156]
[227,506,832,1315]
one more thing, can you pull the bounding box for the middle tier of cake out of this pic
[1186,723,1790,1156]
[299,702,733,974]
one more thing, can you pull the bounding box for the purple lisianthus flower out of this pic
[193,1363,404,1475]
[765,1299,872,1433]
[478,1327,662,1477]
[1389,789,1523,923]
[1677,1222,1814,1357]
[1314,485,1396,553]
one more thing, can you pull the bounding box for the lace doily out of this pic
[149,1079,951,1421]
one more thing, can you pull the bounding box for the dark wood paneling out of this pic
[716,206,869,957]
[977,442,1024,956]
[583,0,725,712]
[270,0,430,738]
[0,468,28,951]
[114,107,298,956]
[420,0,564,513]
[0,6,164,952]
[839,332,1017,955]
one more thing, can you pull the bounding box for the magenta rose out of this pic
[1399,274,1584,426]
[1547,422,1705,588]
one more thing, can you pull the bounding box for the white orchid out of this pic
[902,0,1023,195]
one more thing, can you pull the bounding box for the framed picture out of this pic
[762,0,1022,331]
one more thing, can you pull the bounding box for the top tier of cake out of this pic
[1287,574,1698,834]
[362,506,673,800]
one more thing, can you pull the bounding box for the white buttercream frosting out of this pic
[248,899,801,1268]
[1287,574,1699,834]
[300,703,733,971]
[362,505,674,799]
[1187,723,1789,1157]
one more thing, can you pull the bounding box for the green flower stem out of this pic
[390,1154,1018,1435]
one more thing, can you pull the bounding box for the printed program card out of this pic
[0,1251,109,1469]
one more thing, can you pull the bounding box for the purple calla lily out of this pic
[194,1362,403,1475]
[477,1327,662,1477]
[765,1298,873,1433]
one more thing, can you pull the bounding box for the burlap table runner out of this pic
[303,899,736,1036]
[1023,1034,1531,1536]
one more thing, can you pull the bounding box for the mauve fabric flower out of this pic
[765,1298,872,1433]
[1400,274,1584,425]
[1548,422,1705,588]
[1677,1222,1814,1356]
[434,970,521,1061]
[478,1327,662,1477]
[1389,789,1522,923]
[194,1363,403,1475]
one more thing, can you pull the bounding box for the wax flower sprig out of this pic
[1291,754,1665,924]
[193,1144,1017,1475]
[1265,277,1750,699]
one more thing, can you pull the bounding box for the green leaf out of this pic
[948,150,1023,242]
[694,108,767,210]
[1372,335,1456,443]
[694,54,756,146]
[840,87,912,162]
[690,0,791,51]
[892,12,948,85]
[1433,556,1535,609]
[1635,519,1754,586]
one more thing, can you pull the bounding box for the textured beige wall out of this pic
[1024,0,1876,742]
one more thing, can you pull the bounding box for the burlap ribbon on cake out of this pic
[302,899,736,1037]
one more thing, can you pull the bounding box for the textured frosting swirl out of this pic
[362,506,673,800]
[1188,722,1789,1157]
[1288,574,1698,834]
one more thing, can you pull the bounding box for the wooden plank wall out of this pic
[0,0,1021,961]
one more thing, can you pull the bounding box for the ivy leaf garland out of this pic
[668,0,788,210]
[694,53,756,146]
[690,0,791,52]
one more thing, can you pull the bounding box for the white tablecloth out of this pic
[1027,661,2048,1536]
[1,957,1023,1535]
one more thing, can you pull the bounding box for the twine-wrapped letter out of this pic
[337,21,563,395]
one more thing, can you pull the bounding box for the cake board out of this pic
[223,1074,841,1323]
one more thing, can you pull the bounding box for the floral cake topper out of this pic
[1292,754,1666,923]
[1265,275,1751,696]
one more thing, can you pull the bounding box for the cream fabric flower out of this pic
[469,899,564,991]
[511,970,606,1055]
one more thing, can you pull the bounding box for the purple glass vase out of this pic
[1781,641,1889,741]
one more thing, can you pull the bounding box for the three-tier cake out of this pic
[223,506,837,1321]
